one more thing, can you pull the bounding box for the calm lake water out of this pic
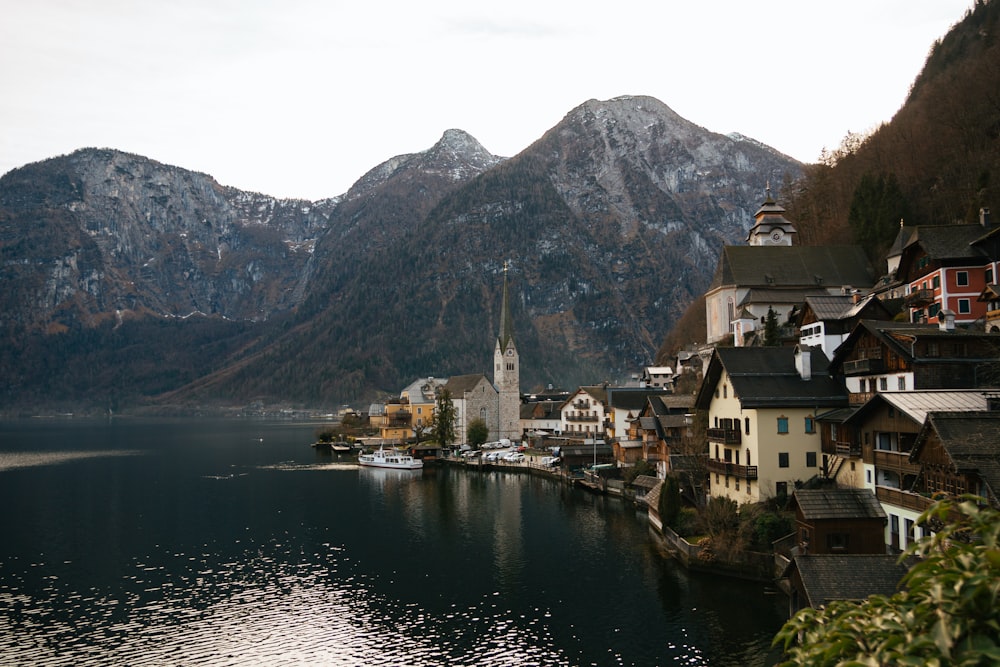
[0,418,786,666]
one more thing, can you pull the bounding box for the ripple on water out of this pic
[0,540,577,667]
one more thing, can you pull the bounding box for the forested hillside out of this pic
[658,0,1000,361]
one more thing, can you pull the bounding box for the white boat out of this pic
[357,447,423,470]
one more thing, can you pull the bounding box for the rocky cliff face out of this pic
[0,149,336,331]
[0,97,801,411]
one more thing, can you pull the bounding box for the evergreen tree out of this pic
[763,307,780,347]
[430,389,456,447]
[848,172,912,263]
[658,475,682,528]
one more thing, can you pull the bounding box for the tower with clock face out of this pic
[494,261,521,443]
[746,187,796,246]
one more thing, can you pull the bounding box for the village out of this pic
[334,192,1000,617]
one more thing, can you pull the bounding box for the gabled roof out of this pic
[799,293,893,324]
[565,385,608,406]
[654,394,695,412]
[847,390,991,427]
[632,475,660,490]
[785,555,908,608]
[520,400,560,420]
[793,488,886,521]
[911,411,1000,496]
[694,347,848,410]
[606,387,669,411]
[400,376,448,403]
[903,224,988,262]
[886,225,917,260]
[829,320,1000,369]
[738,288,829,307]
[709,245,875,291]
[444,373,492,395]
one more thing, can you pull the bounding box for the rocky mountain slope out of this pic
[0,96,801,413]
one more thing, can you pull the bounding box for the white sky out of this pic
[0,0,973,201]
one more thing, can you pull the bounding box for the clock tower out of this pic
[494,261,521,442]
[746,186,796,247]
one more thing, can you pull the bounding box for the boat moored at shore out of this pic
[358,447,423,470]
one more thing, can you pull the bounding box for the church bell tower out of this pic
[494,261,520,442]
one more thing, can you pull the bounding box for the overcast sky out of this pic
[0,1,974,201]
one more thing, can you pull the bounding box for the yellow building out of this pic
[694,346,849,505]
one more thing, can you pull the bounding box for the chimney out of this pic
[939,309,956,332]
[794,345,811,380]
[981,207,992,228]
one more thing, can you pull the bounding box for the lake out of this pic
[0,418,786,665]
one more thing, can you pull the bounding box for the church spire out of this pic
[498,260,515,349]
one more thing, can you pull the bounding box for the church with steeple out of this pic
[494,261,521,442]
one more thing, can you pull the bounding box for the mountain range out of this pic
[0,95,802,414]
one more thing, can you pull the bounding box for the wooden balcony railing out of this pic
[874,450,921,475]
[904,288,934,308]
[706,427,742,445]
[876,485,933,513]
[843,358,884,375]
[706,459,758,480]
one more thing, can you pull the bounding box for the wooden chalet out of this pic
[828,319,1000,404]
[790,488,887,555]
[910,410,1000,509]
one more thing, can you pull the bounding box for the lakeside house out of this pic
[695,346,849,505]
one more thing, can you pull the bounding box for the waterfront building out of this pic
[559,385,608,440]
[444,374,499,444]
[694,346,849,505]
[704,192,875,346]
[494,262,522,442]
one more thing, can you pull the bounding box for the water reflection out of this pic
[0,449,143,472]
[0,420,784,665]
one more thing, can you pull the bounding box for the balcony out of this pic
[843,357,884,375]
[874,449,921,475]
[876,486,933,513]
[565,412,599,422]
[904,288,934,308]
[572,400,590,409]
[822,438,861,457]
[706,459,758,480]
[706,427,741,445]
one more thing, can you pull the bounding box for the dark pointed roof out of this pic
[785,555,908,608]
[793,488,886,520]
[497,262,515,349]
[709,245,875,291]
[694,346,848,410]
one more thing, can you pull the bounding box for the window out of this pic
[777,417,789,434]
[957,271,969,287]
[928,302,940,318]
[723,384,727,398]
[827,533,849,552]
[958,298,971,314]
[745,417,750,435]
[778,452,789,468]
[804,416,815,434]
[987,268,994,284]
[927,342,940,357]
[806,451,817,467]
[879,377,888,391]
[932,275,941,289]
[897,376,906,390]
